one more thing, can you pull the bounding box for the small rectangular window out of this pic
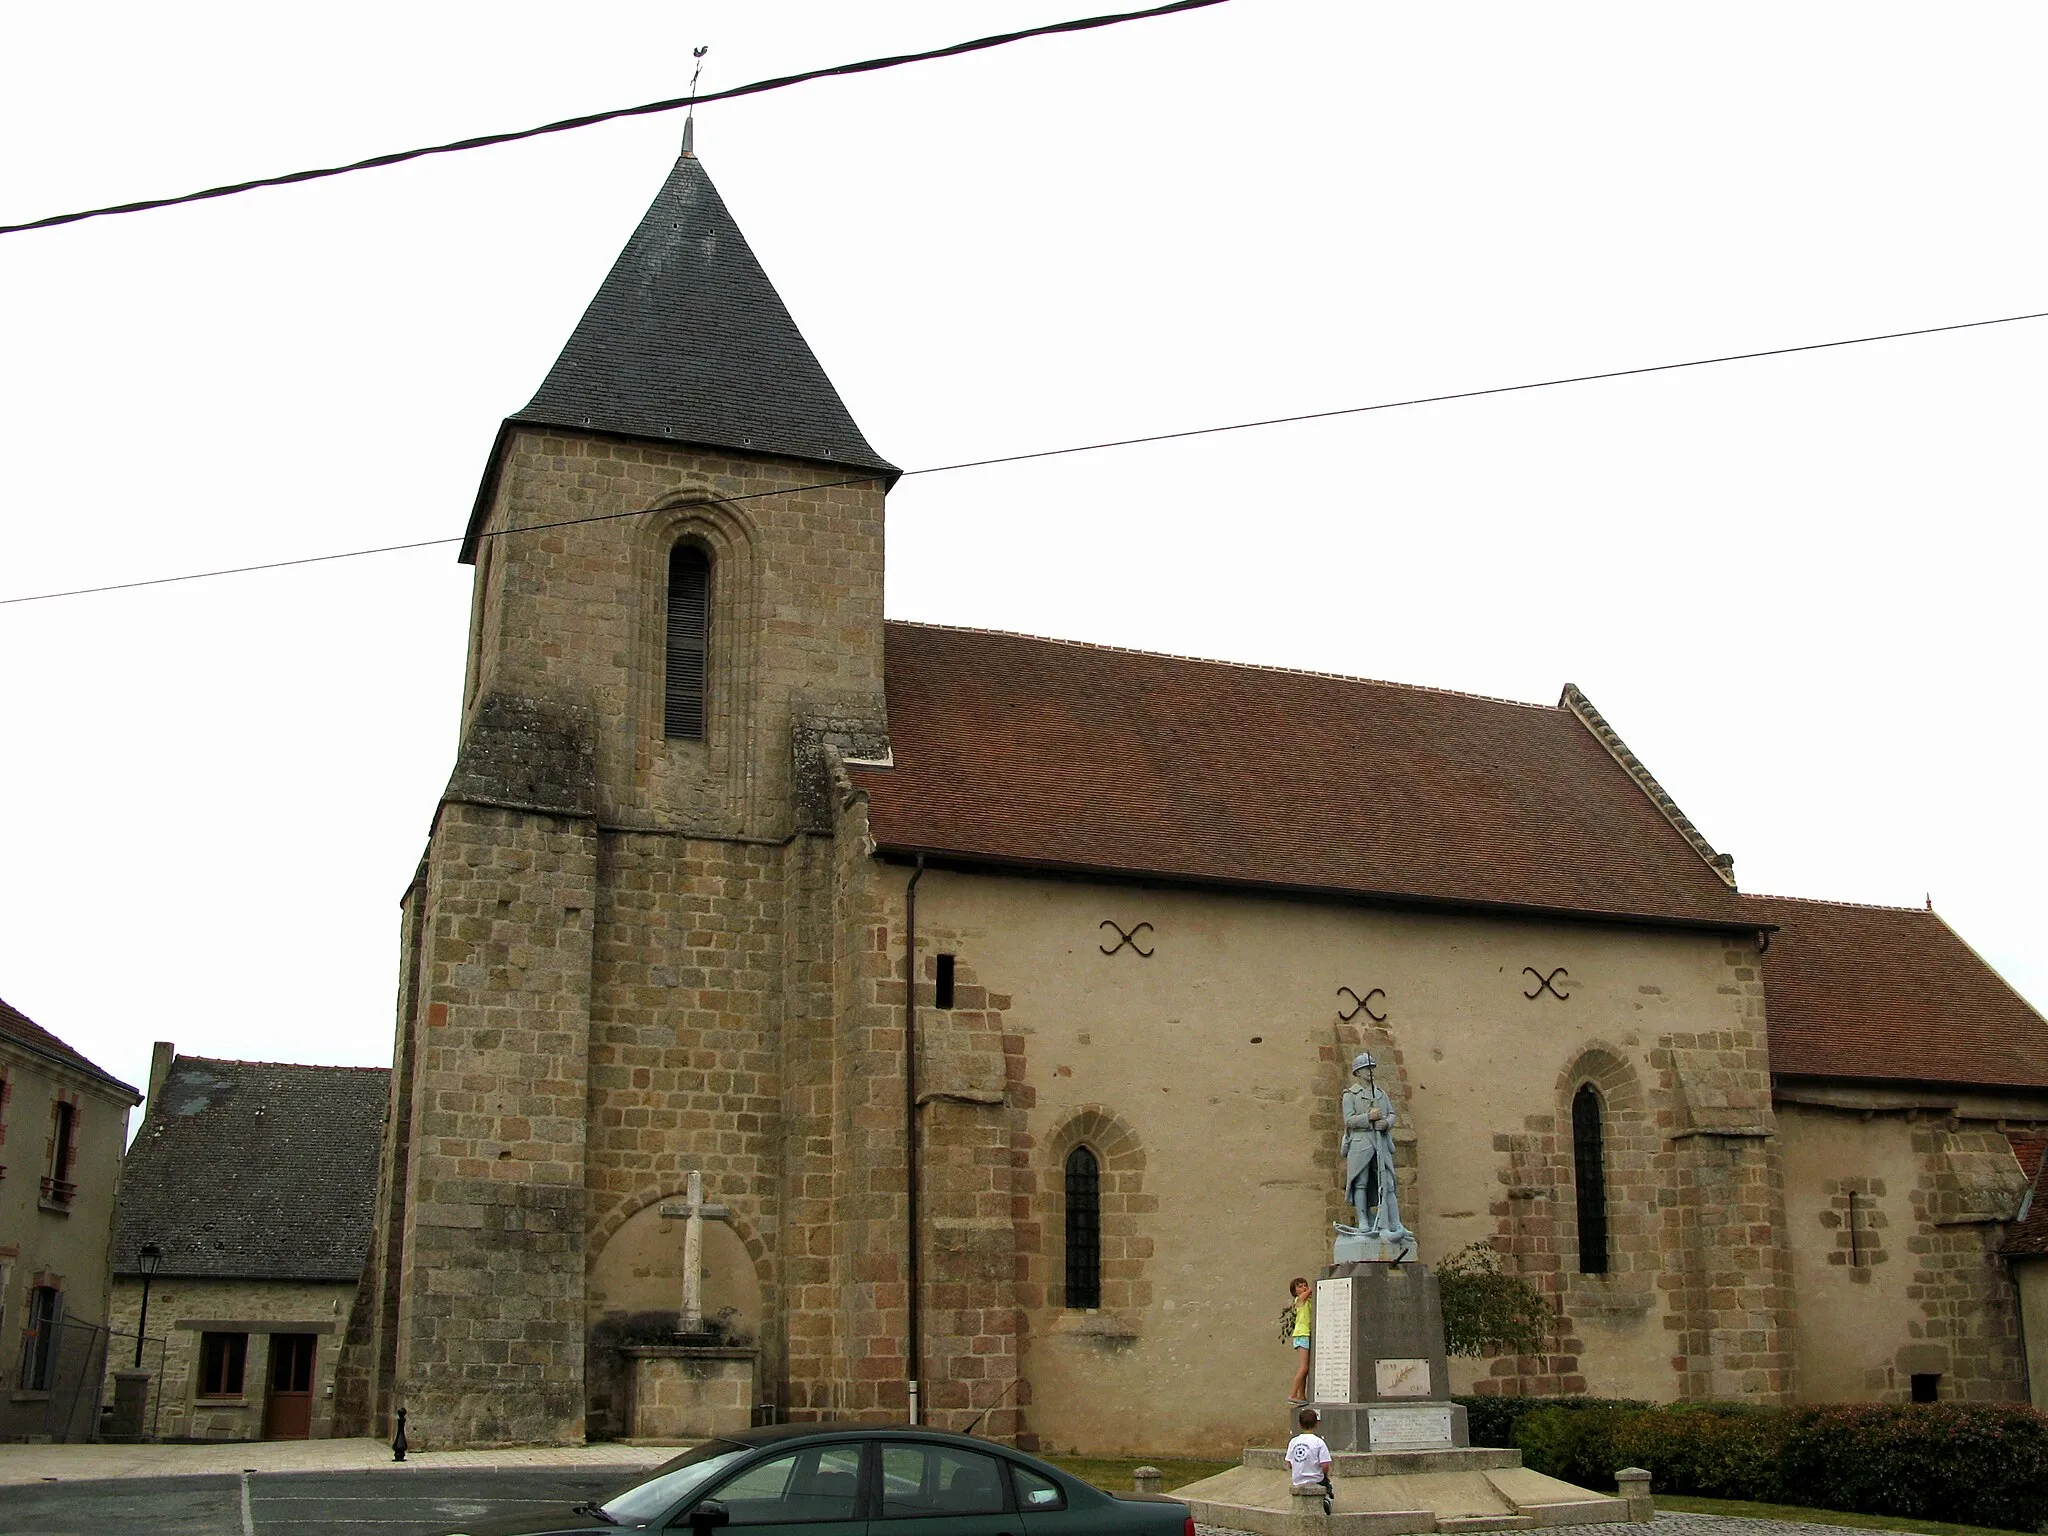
[18,1287,60,1390]
[935,954,956,1010]
[43,1101,77,1203]
[198,1332,248,1397]
[1910,1373,1940,1403]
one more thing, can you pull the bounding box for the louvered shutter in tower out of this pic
[665,546,711,739]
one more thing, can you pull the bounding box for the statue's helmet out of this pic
[1351,1052,1377,1075]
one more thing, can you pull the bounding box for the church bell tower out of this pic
[356,142,899,1445]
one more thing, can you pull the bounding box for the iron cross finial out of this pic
[683,45,709,155]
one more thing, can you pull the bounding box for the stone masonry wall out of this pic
[366,423,893,1446]
[473,431,888,838]
[581,829,787,1438]
[1904,1121,2028,1400]
[909,939,1021,1439]
[1480,938,1793,1402]
[392,801,597,1446]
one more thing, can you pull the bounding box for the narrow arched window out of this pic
[664,545,710,739]
[1573,1083,1609,1274]
[1064,1146,1102,1308]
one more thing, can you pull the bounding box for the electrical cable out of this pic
[3,303,2045,608]
[0,0,1231,238]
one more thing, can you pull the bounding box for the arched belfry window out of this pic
[1064,1145,1102,1308]
[1572,1083,1609,1274]
[664,544,710,739]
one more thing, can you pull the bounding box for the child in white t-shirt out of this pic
[1286,1406,1333,1514]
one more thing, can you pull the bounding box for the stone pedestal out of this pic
[1176,1446,1632,1536]
[1304,1263,1467,1453]
[623,1345,757,1440]
[101,1371,151,1443]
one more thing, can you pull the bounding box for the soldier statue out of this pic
[1338,1051,1413,1243]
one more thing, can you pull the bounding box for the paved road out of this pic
[0,1465,630,1535]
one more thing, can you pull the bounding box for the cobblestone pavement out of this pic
[1202,1518,1936,1536]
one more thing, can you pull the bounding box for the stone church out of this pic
[342,146,2048,1457]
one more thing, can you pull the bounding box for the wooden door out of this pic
[262,1334,317,1440]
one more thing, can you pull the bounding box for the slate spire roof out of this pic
[467,151,895,556]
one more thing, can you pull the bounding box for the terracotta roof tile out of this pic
[0,995,139,1098]
[853,624,1751,926]
[1747,894,2048,1090]
[2004,1135,2048,1256]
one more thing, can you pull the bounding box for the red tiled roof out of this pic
[0,995,139,1097]
[2004,1134,2048,1256]
[852,624,1752,926]
[1746,894,2048,1090]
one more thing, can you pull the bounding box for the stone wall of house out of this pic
[104,1276,358,1440]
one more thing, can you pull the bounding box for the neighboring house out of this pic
[0,996,140,1442]
[108,1047,386,1440]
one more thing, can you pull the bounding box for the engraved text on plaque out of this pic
[1374,1358,1432,1398]
[1311,1277,1353,1403]
[1368,1404,1454,1448]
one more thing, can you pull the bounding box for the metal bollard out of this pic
[393,1407,409,1463]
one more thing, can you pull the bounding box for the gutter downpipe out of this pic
[904,856,926,1425]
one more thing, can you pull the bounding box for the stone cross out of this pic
[658,1171,732,1335]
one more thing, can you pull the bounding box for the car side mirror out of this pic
[689,1499,731,1532]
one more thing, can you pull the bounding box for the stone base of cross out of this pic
[658,1171,732,1336]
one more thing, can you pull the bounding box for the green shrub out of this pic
[1438,1244,1549,1358]
[1456,1395,1647,1451]
[1504,1399,2048,1532]
[1514,1405,1629,1488]
[1778,1403,2048,1533]
[1608,1403,1786,1502]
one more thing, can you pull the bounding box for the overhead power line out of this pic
[0,0,1232,238]
[5,305,2045,610]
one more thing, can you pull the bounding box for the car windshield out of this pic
[601,1442,753,1524]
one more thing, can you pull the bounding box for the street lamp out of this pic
[134,1243,163,1370]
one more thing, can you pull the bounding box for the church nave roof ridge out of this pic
[881,618,1562,714]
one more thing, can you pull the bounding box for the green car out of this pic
[432,1424,1196,1536]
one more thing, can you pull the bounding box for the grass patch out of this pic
[1040,1456,1237,1494]
[1654,1494,2028,1536]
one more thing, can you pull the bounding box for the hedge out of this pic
[1505,1400,2048,1533]
[1454,1395,1648,1453]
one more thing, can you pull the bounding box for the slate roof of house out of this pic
[1746,894,2048,1090]
[0,996,138,1098]
[465,151,895,558]
[851,623,1754,927]
[113,1056,388,1282]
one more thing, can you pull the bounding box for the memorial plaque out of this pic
[1311,1276,1353,1403]
[1374,1357,1431,1398]
[1368,1404,1454,1448]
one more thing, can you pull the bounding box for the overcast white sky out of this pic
[2,1,2043,1106]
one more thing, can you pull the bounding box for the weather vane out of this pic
[683,45,709,154]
